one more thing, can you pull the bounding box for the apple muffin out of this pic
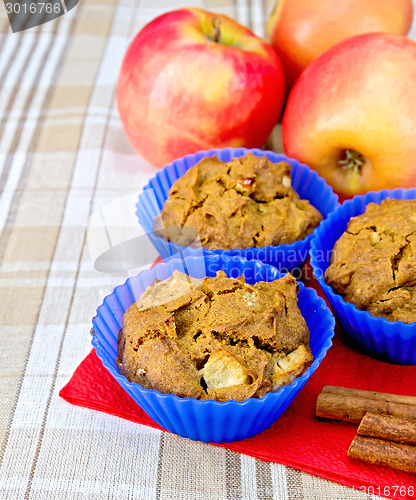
[154,154,322,249]
[116,271,313,401]
[325,199,416,323]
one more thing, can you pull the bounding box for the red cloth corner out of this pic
[59,264,416,499]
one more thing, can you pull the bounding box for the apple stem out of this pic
[338,149,366,174]
[212,17,221,43]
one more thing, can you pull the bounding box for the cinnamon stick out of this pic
[348,435,416,474]
[357,413,416,446]
[316,392,416,424]
[322,386,416,406]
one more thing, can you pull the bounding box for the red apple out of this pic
[267,0,413,88]
[117,8,286,167]
[282,33,416,195]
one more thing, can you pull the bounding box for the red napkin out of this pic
[60,264,416,499]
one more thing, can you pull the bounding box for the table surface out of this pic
[0,1,415,499]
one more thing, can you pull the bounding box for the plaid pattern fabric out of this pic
[0,1,414,498]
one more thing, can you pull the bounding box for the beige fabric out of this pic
[1,0,414,498]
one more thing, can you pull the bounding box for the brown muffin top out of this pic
[155,153,322,250]
[325,198,416,323]
[117,271,313,402]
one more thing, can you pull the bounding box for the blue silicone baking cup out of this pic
[136,148,339,272]
[310,189,416,365]
[91,254,335,443]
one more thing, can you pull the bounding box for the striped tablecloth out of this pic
[0,1,414,499]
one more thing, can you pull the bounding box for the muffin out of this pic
[154,153,322,250]
[116,270,313,402]
[93,255,335,441]
[325,198,416,323]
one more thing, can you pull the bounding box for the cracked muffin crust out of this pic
[325,199,416,323]
[154,154,322,250]
[116,271,313,401]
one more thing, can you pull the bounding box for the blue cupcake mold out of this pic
[310,188,416,365]
[136,148,339,272]
[92,254,335,443]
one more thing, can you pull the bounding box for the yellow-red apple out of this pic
[282,33,416,195]
[117,8,286,167]
[267,0,413,88]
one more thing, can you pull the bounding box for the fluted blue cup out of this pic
[92,254,335,442]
